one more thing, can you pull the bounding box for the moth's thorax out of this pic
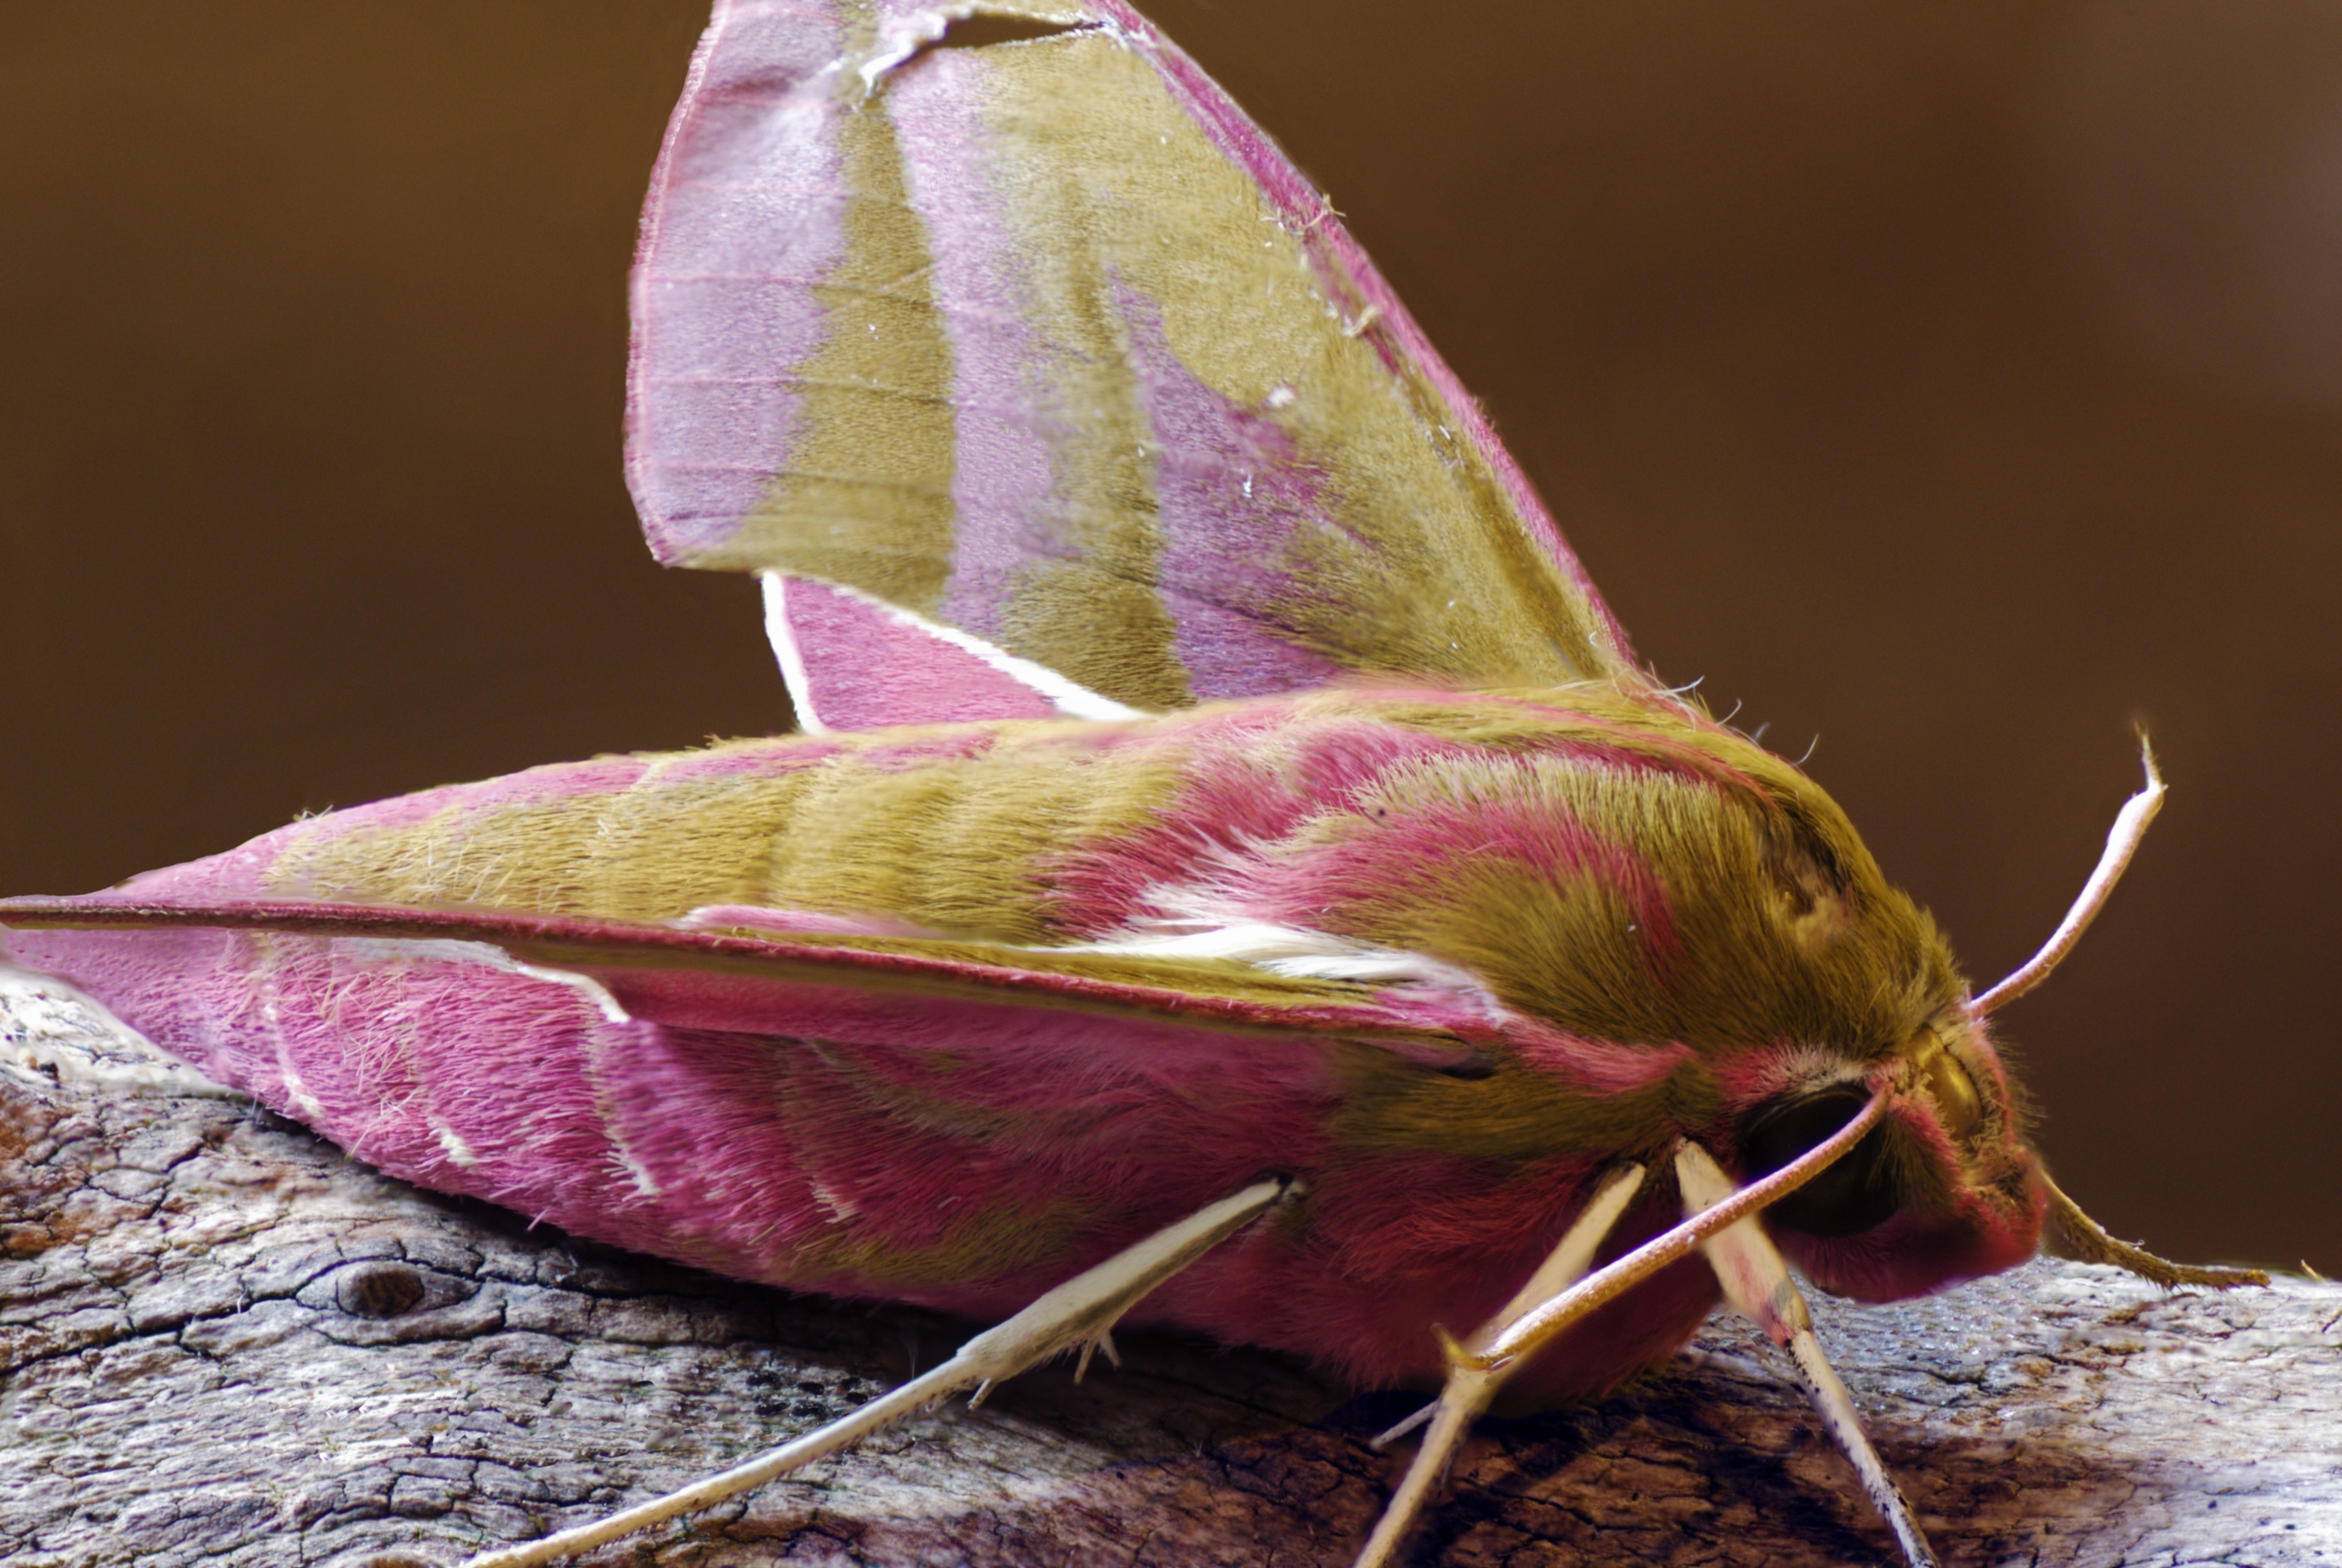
[1053,682,2049,1304]
[1052,683,2045,1304]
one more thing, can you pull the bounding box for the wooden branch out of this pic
[4,965,2335,1567]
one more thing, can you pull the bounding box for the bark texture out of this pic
[4,964,2335,1568]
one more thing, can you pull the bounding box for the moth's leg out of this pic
[1466,1082,1890,1373]
[1350,1163,1649,1568]
[1676,1143,1942,1568]
[448,1177,1297,1568]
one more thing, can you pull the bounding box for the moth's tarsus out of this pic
[2043,1174,2269,1290]
[1369,1401,1436,1450]
[1784,1326,1942,1568]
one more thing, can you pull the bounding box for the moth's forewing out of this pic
[628,0,1638,727]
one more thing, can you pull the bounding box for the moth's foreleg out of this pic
[1351,1162,1649,1568]
[447,1176,1298,1568]
[1677,1143,1942,1568]
[1467,1082,1891,1374]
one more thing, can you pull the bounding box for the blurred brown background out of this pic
[2,2,2335,1271]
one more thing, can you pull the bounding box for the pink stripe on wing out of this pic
[1119,288,1345,699]
[780,575,1058,727]
[628,0,851,560]
[885,49,1065,649]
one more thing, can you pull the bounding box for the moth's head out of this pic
[1714,1004,2045,1302]
[1624,707,2047,1298]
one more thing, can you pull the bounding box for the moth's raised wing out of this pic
[628,0,1641,730]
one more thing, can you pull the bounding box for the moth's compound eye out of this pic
[1736,1085,1899,1237]
[1908,1027,1982,1142]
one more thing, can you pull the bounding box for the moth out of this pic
[0,3,2262,1565]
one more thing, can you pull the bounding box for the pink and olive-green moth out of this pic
[0,3,2264,1564]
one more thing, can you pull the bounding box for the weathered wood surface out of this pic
[3,963,2336,1568]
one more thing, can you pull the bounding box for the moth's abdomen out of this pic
[199,736,848,926]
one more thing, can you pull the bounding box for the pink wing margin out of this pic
[0,894,1466,1045]
[624,0,1642,731]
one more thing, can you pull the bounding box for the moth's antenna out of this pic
[1971,738,2265,1291]
[1972,736,2163,1016]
